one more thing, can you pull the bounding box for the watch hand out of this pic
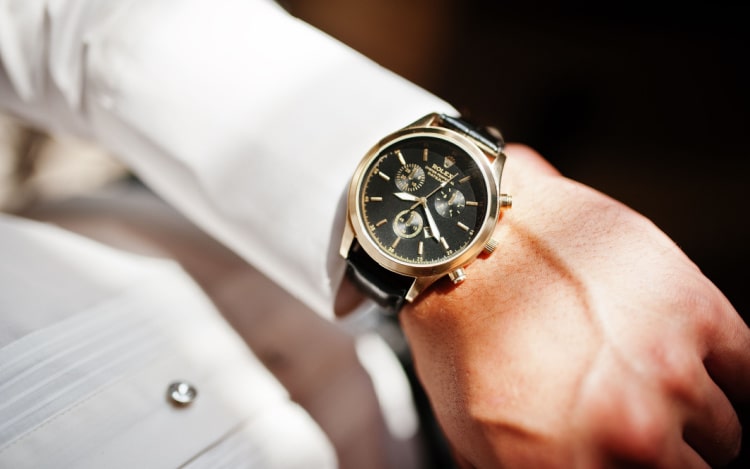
[409,173,458,210]
[425,173,458,200]
[448,190,458,205]
[394,192,420,202]
[420,198,442,243]
[405,211,416,225]
[408,166,419,179]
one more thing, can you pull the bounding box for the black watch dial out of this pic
[360,136,489,265]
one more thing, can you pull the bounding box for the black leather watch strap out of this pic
[345,240,414,314]
[439,114,504,156]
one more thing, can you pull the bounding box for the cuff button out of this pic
[167,381,197,407]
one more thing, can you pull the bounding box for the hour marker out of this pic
[440,237,450,250]
[418,241,424,256]
[466,201,479,207]
[396,150,406,166]
[376,219,387,227]
[422,148,429,162]
[457,222,469,231]
[378,171,391,181]
[368,196,383,202]
[459,175,471,184]
[391,237,401,249]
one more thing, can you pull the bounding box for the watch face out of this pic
[357,133,491,268]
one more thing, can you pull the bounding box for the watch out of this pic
[339,113,512,314]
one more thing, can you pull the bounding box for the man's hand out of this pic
[400,144,750,468]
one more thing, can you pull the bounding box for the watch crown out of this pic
[448,268,466,285]
[484,237,499,254]
[499,193,513,209]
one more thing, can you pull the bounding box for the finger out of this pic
[701,293,750,402]
[682,375,742,467]
[613,438,711,469]
[671,440,712,469]
[604,425,711,469]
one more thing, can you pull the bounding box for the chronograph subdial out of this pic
[393,209,424,239]
[395,164,425,192]
[434,187,466,218]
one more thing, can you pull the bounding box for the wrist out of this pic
[400,143,570,324]
[396,144,618,464]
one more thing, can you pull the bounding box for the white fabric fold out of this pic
[0,214,336,468]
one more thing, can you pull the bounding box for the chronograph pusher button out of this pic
[499,193,513,208]
[448,268,467,284]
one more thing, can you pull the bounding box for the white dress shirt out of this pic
[0,0,454,318]
[0,0,452,466]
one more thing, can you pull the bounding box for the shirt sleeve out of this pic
[0,0,455,318]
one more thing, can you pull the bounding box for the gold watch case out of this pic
[340,115,506,302]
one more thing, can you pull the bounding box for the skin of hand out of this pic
[400,144,750,468]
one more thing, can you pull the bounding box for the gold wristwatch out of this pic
[339,113,512,313]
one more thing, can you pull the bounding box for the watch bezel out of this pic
[346,125,499,278]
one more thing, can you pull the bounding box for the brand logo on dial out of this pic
[426,163,454,184]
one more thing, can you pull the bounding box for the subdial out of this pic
[393,209,424,239]
[395,164,426,192]
[434,187,466,218]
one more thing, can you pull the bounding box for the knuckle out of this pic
[686,288,725,331]
[618,408,671,463]
[583,383,671,464]
[640,333,704,405]
[668,276,726,335]
[654,351,703,404]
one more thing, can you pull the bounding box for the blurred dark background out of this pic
[284,0,749,466]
